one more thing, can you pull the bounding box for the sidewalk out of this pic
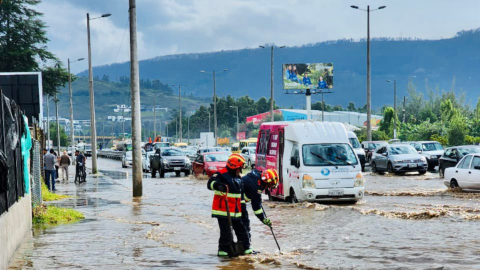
[8,159,233,269]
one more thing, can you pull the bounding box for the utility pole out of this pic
[153,96,156,138]
[230,106,239,140]
[208,110,211,132]
[46,95,50,148]
[54,93,60,155]
[68,57,84,164]
[179,85,182,142]
[129,0,142,197]
[351,5,386,141]
[259,45,285,121]
[213,71,217,146]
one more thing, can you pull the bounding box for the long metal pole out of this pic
[87,13,98,173]
[306,89,312,120]
[393,80,397,139]
[47,95,50,148]
[130,0,142,196]
[213,71,217,146]
[208,110,211,132]
[153,96,156,138]
[366,5,372,141]
[55,93,60,155]
[236,106,239,139]
[270,46,274,122]
[179,85,182,142]
[68,59,75,164]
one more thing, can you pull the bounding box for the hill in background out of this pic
[78,29,480,110]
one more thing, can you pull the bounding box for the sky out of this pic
[36,0,480,74]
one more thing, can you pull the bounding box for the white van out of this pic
[348,131,366,172]
[255,121,365,203]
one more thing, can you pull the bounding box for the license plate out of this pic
[174,167,181,171]
[408,163,417,168]
[328,189,344,196]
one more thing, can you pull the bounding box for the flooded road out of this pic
[9,159,480,269]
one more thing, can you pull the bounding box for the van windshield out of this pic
[349,138,361,149]
[303,143,358,166]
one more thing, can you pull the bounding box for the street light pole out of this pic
[153,96,156,138]
[260,45,285,121]
[172,84,186,142]
[54,93,60,155]
[68,57,84,164]
[200,69,227,146]
[46,95,50,148]
[351,5,386,141]
[87,12,111,174]
[230,106,239,140]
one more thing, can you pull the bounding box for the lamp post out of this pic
[87,12,111,174]
[68,57,84,164]
[351,5,386,141]
[200,69,227,146]
[53,93,60,155]
[172,84,187,142]
[259,45,285,121]
[230,105,239,141]
[386,79,397,139]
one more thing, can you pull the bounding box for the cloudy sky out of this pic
[37,0,480,73]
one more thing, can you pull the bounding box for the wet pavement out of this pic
[8,159,480,269]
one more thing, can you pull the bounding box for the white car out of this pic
[241,147,256,168]
[444,153,480,190]
[122,151,133,168]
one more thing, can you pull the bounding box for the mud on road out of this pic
[9,159,480,269]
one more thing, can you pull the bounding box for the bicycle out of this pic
[75,162,87,184]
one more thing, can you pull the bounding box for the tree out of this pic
[0,0,56,72]
[448,116,467,146]
[347,102,356,111]
[49,122,68,147]
[42,63,70,96]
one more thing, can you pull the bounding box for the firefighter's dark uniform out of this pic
[241,169,267,241]
[207,168,250,253]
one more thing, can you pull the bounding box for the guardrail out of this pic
[97,150,124,160]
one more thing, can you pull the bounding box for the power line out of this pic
[114,20,129,64]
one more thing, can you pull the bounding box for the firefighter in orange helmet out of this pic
[241,168,279,248]
[207,153,252,256]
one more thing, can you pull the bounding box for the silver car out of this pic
[371,144,427,175]
[241,147,256,168]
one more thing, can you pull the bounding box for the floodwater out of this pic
[9,158,480,269]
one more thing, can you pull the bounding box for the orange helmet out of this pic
[261,169,279,188]
[226,154,246,169]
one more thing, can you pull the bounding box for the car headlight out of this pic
[163,159,169,163]
[354,172,365,187]
[421,157,427,162]
[303,174,315,189]
[208,166,217,171]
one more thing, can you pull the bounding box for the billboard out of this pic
[283,63,333,90]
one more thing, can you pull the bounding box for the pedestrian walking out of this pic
[207,153,251,257]
[54,151,60,181]
[60,151,71,182]
[44,149,56,191]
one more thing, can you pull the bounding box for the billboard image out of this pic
[283,63,333,90]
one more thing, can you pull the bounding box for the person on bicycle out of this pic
[75,150,87,182]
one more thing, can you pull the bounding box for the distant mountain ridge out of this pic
[78,28,480,109]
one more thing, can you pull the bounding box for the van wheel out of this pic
[288,188,298,203]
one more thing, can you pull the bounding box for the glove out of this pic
[262,218,272,227]
[216,183,227,192]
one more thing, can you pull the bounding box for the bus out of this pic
[239,138,257,151]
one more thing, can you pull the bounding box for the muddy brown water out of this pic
[8,159,480,269]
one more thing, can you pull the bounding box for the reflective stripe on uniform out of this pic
[212,210,242,218]
[254,208,264,215]
[214,191,241,198]
[245,194,250,202]
[210,181,216,190]
[241,200,246,204]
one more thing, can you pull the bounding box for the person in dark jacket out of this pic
[241,168,279,246]
[207,154,251,256]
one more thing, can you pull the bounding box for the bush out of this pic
[448,116,467,146]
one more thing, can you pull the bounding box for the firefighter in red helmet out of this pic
[207,153,252,256]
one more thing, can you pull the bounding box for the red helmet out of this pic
[226,154,246,169]
[261,169,279,188]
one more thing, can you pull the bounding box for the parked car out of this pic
[348,131,365,172]
[183,149,197,162]
[122,151,132,168]
[241,147,256,169]
[371,144,427,175]
[444,154,480,190]
[361,141,387,163]
[150,147,192,178]
[439,145,480,177]
[409,141,444,170]
[192,152,229,177]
